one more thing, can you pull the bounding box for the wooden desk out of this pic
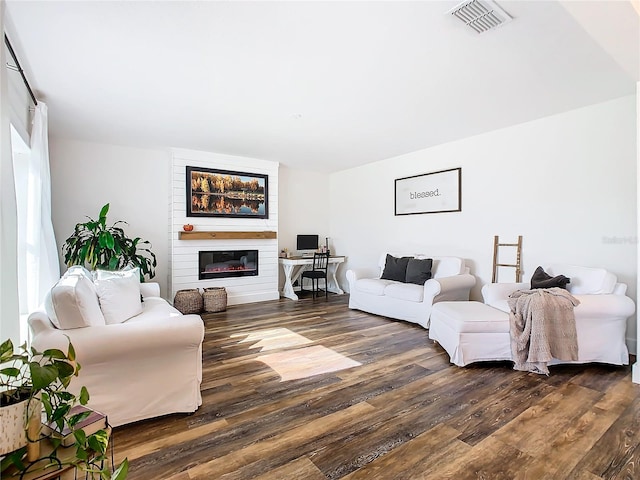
[279,256,346,300]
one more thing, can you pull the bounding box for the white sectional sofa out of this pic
[346,253,476,328]
[28,267,204,426]
[429,264,635,367]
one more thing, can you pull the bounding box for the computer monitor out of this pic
[296,234,319,252]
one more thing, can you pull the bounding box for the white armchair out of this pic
[347,254,476,328]
[29,278,204,427]
[481,264,635,365]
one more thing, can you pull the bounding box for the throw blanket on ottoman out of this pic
[508,288,580,375]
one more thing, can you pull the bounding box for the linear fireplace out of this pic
[199,250,258,280]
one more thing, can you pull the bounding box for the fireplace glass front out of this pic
[199,250,258,280]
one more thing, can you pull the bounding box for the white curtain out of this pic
[25,101,60,312]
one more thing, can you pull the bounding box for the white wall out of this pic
[278,166,331,252]
[49,139,171,296]
[277,166,331,287]
[5,45,32,144]
[4,13,32,145]
[330,96,638,351]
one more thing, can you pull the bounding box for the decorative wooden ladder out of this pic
[492,235,523,282]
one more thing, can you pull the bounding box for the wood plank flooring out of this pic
[112,295,640,479]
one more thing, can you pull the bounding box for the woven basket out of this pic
[173,289,203,314]
[203,287,227,313]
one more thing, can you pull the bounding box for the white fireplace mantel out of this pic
[169,148,280,306]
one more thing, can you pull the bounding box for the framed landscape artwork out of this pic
[186,166,269,219]
[395,167,461,215]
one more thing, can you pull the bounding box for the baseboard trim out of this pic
[227,290,280,305]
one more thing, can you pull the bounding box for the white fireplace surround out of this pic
[169,148,280,306]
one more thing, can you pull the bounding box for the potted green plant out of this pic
[0,338,128,479]
[62,203,157,281]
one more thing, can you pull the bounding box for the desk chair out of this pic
[300,252,329,299]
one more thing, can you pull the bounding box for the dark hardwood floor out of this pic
[112,294,640,479]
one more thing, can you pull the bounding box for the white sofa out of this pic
[346,254,476,328]
[429,264,635,367]
[28,268,204,427]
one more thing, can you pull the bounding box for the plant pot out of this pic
[0,397,41,460]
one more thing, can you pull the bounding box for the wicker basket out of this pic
[173,289,203,314]
[203,287,227,313]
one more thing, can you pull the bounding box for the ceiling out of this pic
[5,1,639,173]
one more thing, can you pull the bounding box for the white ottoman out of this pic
[429,301,512,366]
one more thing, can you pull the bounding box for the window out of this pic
[11,124,32,343]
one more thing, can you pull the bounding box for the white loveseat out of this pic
[429,264,635,366]
[28,267,204,427]
[346,254,476,328]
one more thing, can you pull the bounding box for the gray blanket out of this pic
[507,288,580,375]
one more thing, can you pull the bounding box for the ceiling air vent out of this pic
[448,0,512,34]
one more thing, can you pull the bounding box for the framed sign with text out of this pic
[394,167,461,215]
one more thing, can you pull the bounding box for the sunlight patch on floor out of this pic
[257,345,362,381]
[230,327,313,352]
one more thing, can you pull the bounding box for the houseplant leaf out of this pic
[0,367,21,378]
[79,386,90,405]
[29,363,58,391]
[0,339,14,361]
[87,429,108,454]
[111,458,129,480]
[42,348,67,359]
[73,428,87,445]
[99,203,110,222]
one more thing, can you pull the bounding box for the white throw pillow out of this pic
[65,265,94,282]
[45,272,106,329]
[546,264,617,295]
[430,257,464,279]
[94,268,142,324]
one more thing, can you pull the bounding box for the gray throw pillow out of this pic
[381,255,413,282]
[405,258,433,285]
